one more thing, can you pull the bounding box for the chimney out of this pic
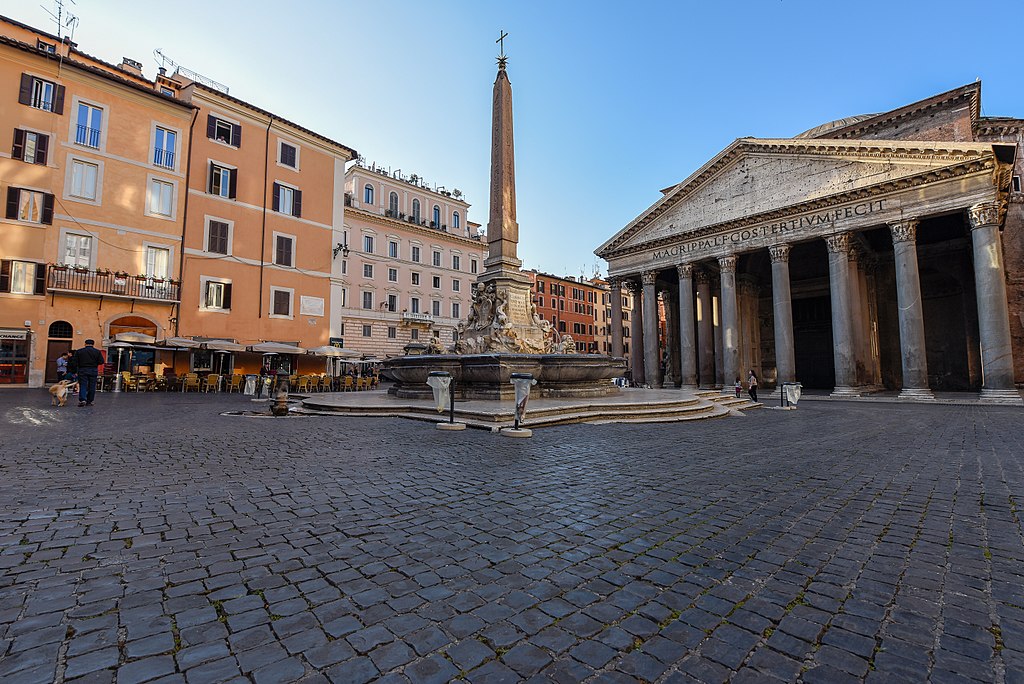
[119,57,143,77]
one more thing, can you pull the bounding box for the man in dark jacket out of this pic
[71,339,105,407]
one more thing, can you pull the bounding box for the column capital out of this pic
[606,277,622,292]
[968,201,1006,230]
[676,263,694,279]
[694,267,712,285]
[623,278,643,295]
[889,219,919,244]
[768,244,791,264]
[824,232,851,255]
[717,255,737,274]
[641,270,658,286]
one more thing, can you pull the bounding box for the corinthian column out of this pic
[641,270,660,388]
[609,278,623,358]
[676,264,698,387]
[627,280,645,385]
[968,202,1021,403]
[889,220,934,399]
[695,269,715,387]
[847,246,867,386]
[825,233,859,396]
[718,255,739,391]
[769,244,796,386]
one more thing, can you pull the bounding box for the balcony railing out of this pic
[47,266,180,302]
[153,147,175,168]
[75,125,101,148]
[401,312,434,325]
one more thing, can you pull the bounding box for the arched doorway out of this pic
[46,320,74,383]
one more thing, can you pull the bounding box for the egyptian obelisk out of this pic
[461,35,552,354]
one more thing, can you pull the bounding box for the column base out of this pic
[897,388,935,401]
[978,388,1024,405]
[829,386,861,398]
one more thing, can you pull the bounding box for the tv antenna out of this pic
[41,0,79,42]
[153,49,230,93]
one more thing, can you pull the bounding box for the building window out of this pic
[279,142,297,169]
[274,234,294,267]
[471,259,478,274]
[363,264,373,278]
[364,184,374,205]
[452,255,460,271]
[148,179,174,217]
[538,296,544,307]
[1014,175,1022,193]
[452,302,460,318]
[1,261,40,295]
[431,300,441,316]
[209,164,236,199]
[362,291,373,309]
[208,115,240,146]
[411,272,420,286]
[362,324,372,337]
[145,246,171,279]
[411,246,421,263]
[387,294,398,312]
[411,297,420,313]
[12,130,48,164]
[75,103,103,148]
[388,326,397,339]
[453,211,460,229]
[272,183,301,217]
[389,192,399,217]
[207,220,230,254]
[69,160,99,200]
[154,127,176,168]
[19,74,63,113]
[203,280,231,310]
[363,235,374,254]
[452,279,460,292]
[36,40,56,54]
[388,268,398,282]
[6,188,54,224]
[389,241,399,258]
[432,276,441,289]
[62,233,93,267]
[432,205,441,227]
[432,250,442,267]
[411,328,419,340]
[412,199,421,223]
[271,288,292,317]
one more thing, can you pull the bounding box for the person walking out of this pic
[55,352,69,382]
[71,339,105,407]
[747,370,758,403]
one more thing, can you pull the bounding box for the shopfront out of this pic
[0,329,31,384]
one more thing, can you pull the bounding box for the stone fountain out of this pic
[386,47,625,400]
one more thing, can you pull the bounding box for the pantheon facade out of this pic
[597,83,1023,402]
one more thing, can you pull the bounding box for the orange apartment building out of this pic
[529,271,603,353]
[1,16,194,385]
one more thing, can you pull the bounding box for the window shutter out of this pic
[203,280,211,306]
[42,193,54,225]
[207,162,215,194]
[34,264,46,295]
[293,189,302,218]
[272,183,280,212]
[18,74,32,105]
[53,85,65,115]
[228,168,237,199]
[35,134,48,164]
[206,115,216,139]
[12,129,24,160]
[231,123,241,147]
[0,260,10,292]
[5,188,19,220]
[222,283,232,309]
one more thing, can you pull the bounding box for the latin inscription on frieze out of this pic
[507,289,530,322]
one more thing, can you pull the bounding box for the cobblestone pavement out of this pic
[0,390,1022,684]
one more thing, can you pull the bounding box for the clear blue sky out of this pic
[6,0,1022,277]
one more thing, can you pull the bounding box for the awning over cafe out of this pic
[306,345,360,358]
[249,342,305,354]
[204,339,248,352]
[114,332,156,344]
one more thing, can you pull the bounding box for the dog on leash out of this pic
[49,379,80,407]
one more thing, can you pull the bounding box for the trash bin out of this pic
[782,382,802,407]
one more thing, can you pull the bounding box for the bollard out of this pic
[427,371,466,431]
[503,372,537,438]
[271,370,290,416]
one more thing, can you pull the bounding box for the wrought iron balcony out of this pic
[75,125,101,148]
[153,147,175,168]
[400,311,434,325]
[46,266,180,303]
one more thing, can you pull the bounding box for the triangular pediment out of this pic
[597,138,998,257]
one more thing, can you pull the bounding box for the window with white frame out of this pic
[364,184,374,205]
[363,264,373,278]
[8,261,38,295]
[431,300,441,316]
[209,163,235,198]
[145,246,170,279]
[411,245,421,263]
[411,272,420,286]
[208,116,240,146]
[274,234,294,267]
[388,240,399,258]
[12,130,48,164]
[388,326,397,339]
[279,141,297,169]
[362,291,373,309]
[452,302,460,318]
[19,74,62,112]
[207,220,230,255]
[75,102,103,148]
[148,179,173,217]
[452,255,460,271]
[7,188,53,224]
[432,205,441,227]
[453,211,460,229]
[388,268,398,282]
[411,297,420,314]
[411,328,419,340]
[388,192,399,216]
[203,279,231,310]
[452,279,460,292]
[363,235,374,254]
[68,159,99,200]
[154,127,176,168]
[471,259,478,274]
[273,183,301,217]
[62,233,93,267]
[412,199,421,222]
[432,250,441,267]
[387,294,398,312]
[271,288,292,317]
[362,324,372,337]
[432,276,441,289]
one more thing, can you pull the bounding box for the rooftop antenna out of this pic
[152,49,230,93]
[41,0,79,43]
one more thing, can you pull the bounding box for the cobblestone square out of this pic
[0,391,1022,683]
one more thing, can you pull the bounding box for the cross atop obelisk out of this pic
[496,30,508,68]
[484,29,523,275]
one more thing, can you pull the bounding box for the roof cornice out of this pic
[347,206,485,248]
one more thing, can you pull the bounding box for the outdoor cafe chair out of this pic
[342,376,354,392]
[182,373,201,392]
[202,374,221,393]
[120,371,140,392]
[227,374,243,393]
